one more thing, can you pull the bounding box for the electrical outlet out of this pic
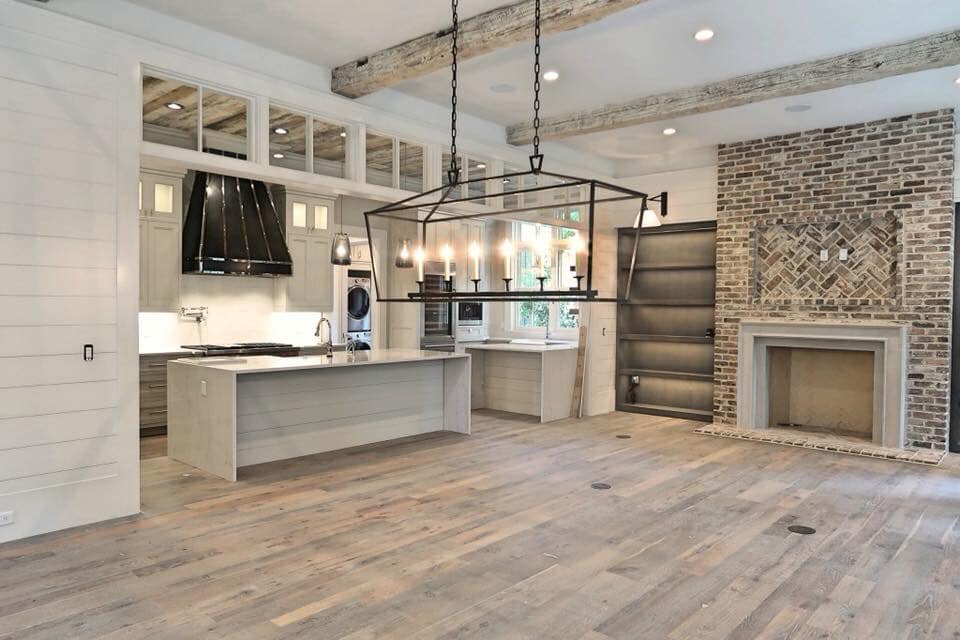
[839,247,849,261]
[819,249,829,262]
[0,511,14,526]
[200,380,207,397]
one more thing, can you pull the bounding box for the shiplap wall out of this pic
[478,351,542,416]
[236,361,444,466]
[0,15,135,543]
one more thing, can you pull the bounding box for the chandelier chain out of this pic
[448,0,460,184]
[531,0,542,158]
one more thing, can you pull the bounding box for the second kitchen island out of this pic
[167,349,471,481]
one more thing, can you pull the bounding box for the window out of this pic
[441,153,489,204]
[502,164,522,209]
[512,222,581,335]
[399,141,424,192]
[269,107,307,171]
[202,89,249,157]
[142,74,250,159]
[313,119,347,178]
[366,133,425,191]
[142,75,198,151]
[268,105,349,178]
[365,132,394,187]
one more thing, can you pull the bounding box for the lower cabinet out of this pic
[139,353,184,436]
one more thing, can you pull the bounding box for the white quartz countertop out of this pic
[139,341,346,356]
[463,341,578,352]
[170,348,468,374]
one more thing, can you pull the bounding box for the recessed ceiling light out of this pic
[490,83,515,94]
[165,102,183,110]
[662,127,677,136]
[955,76,960,86]
[273,127,288,135]
[542,70,560,82]
[340,131,347,138]
[476,163,486,169]
[785,104,812,113]
[694,28,715,42]
[272,153,284,159]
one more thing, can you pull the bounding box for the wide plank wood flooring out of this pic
[2,410,960,639]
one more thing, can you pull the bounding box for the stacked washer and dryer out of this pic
[344,269,373,350]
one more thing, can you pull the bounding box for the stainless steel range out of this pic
[180,342,299,357]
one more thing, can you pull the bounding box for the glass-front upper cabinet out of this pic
[142,74,250,159]
[286,191,331,236]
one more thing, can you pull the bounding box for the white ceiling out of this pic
[62,0,960,174]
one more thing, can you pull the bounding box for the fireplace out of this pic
[768,347,874,439]
[737,320,908,449]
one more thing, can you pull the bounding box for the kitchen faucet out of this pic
[314,317,333,358]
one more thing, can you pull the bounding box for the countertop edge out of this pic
[168,350,470,374]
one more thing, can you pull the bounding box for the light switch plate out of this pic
[839,247,849,261]
[819,249,828,262]
[200,380,207,397]
[0,511,14,526]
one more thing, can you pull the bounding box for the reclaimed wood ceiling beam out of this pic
[331,0,650,98]
[507,29,960,145]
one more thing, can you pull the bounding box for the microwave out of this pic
[458,302,483,326]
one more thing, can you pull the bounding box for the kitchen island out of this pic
[464,340,578,423]
[167,349,470,481]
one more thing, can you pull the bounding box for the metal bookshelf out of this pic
[616,221,718,421]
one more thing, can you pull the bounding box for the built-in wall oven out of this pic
[457,302,483,326]
[420,261,456,352]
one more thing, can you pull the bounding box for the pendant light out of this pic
[395,238,414,268]
[330,211,351,265]
[360,0,668,304]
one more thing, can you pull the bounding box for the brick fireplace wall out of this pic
[714,110,956,450]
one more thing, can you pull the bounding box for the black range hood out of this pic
[182,172,293,277]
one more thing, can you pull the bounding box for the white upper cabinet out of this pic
[277,191,334,312]
[139,169,183,311]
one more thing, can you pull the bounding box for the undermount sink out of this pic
[509,338,572,346]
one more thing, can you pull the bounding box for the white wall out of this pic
[0,4,140,543]
[138,277,329,352]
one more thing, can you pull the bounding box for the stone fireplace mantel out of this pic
[736,320,908,449]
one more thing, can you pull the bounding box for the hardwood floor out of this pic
[2,410,960,639]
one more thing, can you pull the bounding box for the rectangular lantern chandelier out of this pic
[363,167,667,303]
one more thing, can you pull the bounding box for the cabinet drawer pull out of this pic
[148,363,168,368]
[146,409,167,416]
[147,383,167,390]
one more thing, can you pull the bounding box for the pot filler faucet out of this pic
[314,317,333,358]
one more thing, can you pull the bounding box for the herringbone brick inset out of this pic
[755,214,899,304]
